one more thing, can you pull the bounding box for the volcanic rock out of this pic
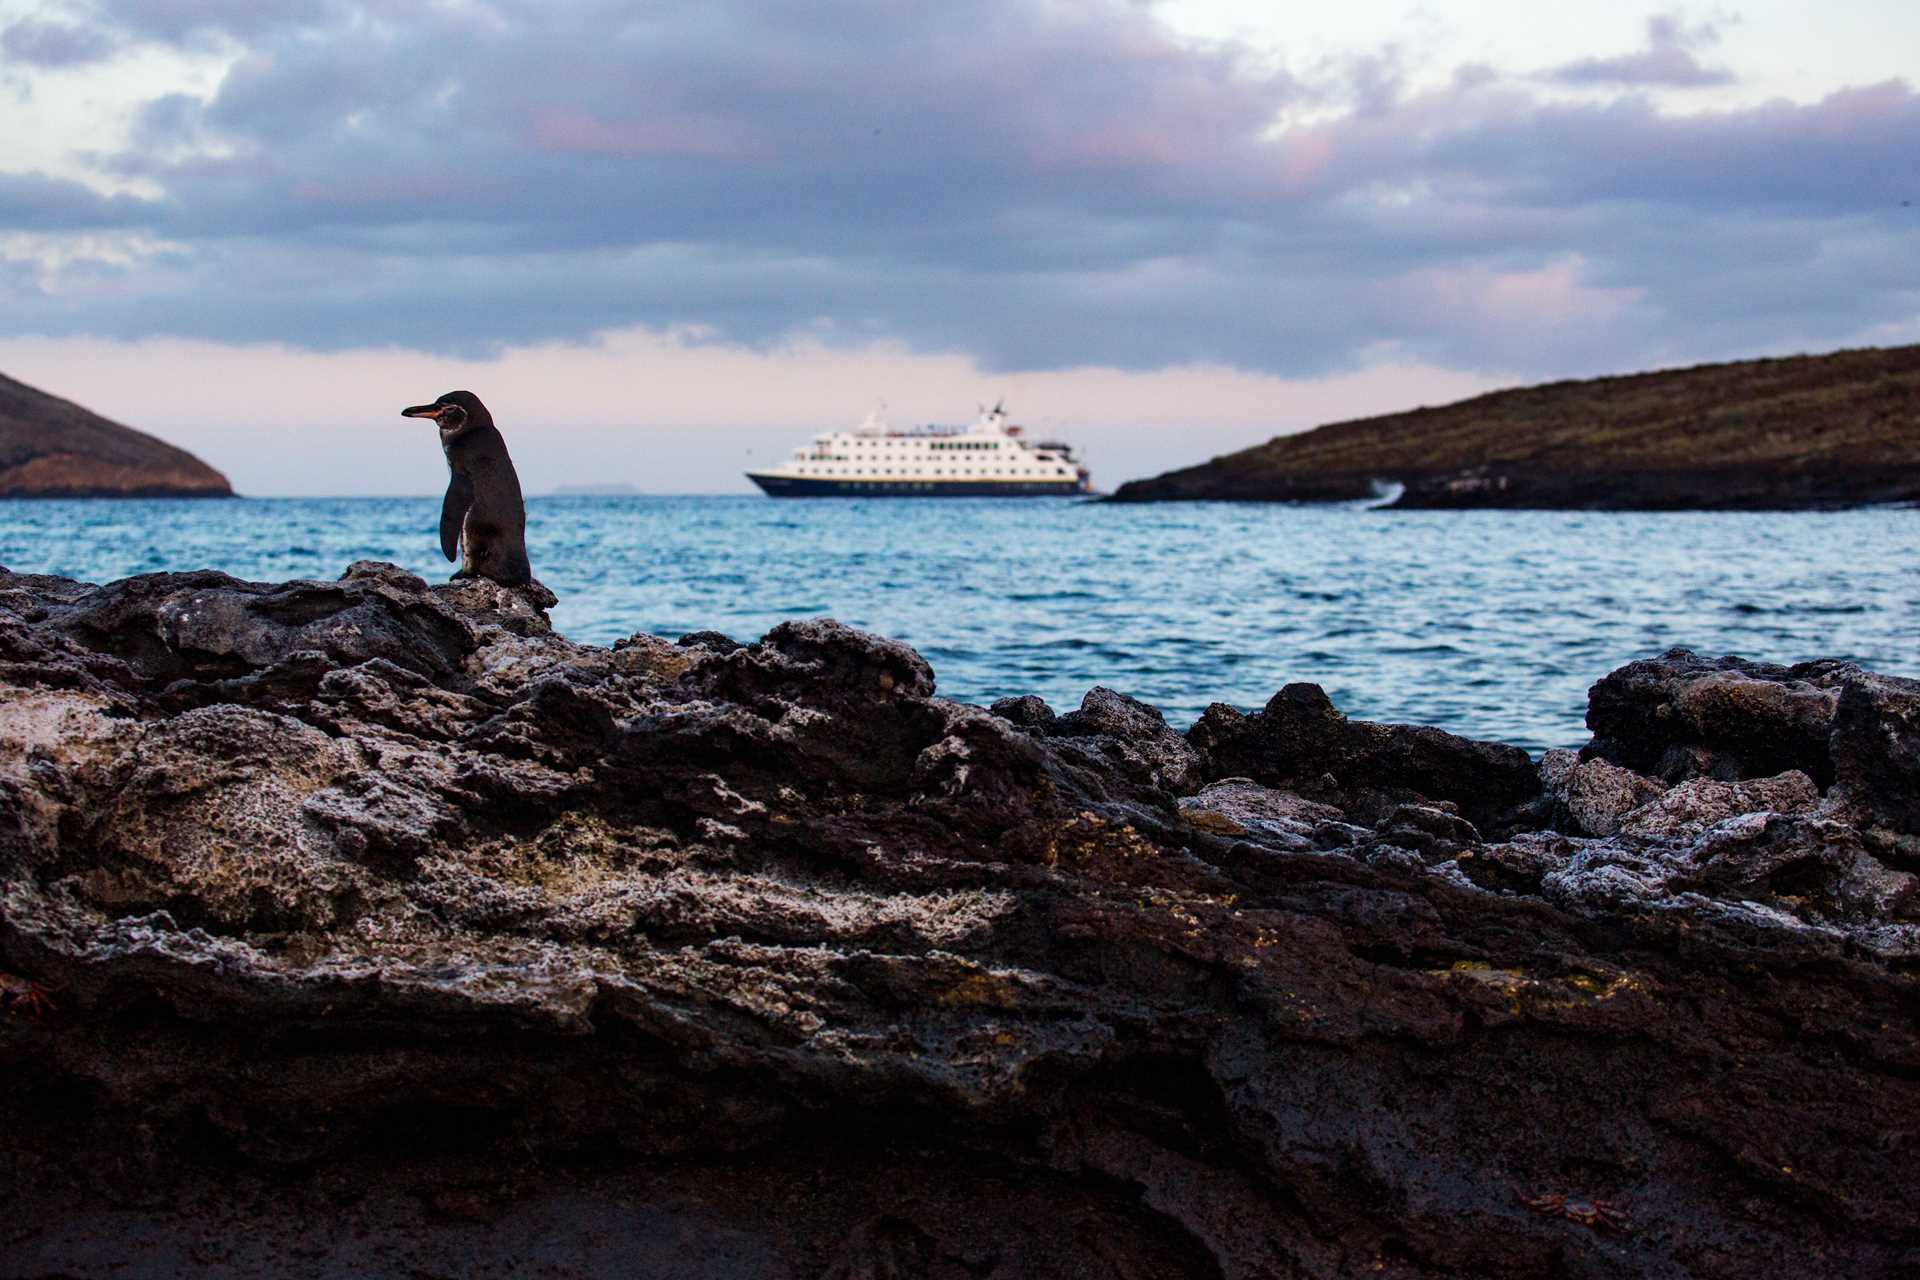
[1583,649,1920,848]
[1,565,1917,1278]
[1175,777,1350,849]
[1614,770,1820,840]
[1046,685,1202,794]
[1188,681,1540,829]
[1582,649,1849,784]
[1831,671,1920,837]
[1545,752,1665,836]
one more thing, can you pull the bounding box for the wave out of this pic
[1347,479,1405,510]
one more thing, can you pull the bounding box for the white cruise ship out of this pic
[747,404,1092,497]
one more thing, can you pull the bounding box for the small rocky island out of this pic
[1112,343,1920,508]
[1,564,1916,1277]
[0,370,232,498]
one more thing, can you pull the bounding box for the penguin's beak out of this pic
[401,403,447,420]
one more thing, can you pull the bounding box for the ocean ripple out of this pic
[1,495,1914,753]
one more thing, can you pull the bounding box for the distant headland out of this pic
[1111,343,1920,509]
[0,370,232,498]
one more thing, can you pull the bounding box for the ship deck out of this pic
[747,474,1084,497]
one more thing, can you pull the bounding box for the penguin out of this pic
[400,390,533,587]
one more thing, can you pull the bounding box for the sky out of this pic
[0,0,1915,495]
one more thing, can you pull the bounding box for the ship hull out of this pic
[747,474,1085,498]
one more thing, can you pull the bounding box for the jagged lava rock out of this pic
[1585,649,1920,849]
[0,565,1917,1279]
[1582,649,1851,784]
[1188,681,1540,829]
[1544,752,1667,837]
[1832,671,1920,837]
[1615,771,1820,840]
[1028,685,1202,794]
[1176,778,1353,850]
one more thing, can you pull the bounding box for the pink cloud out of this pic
[1058,125,1194,168]
[1395,256,1642,333]
[1272,130,1338,191]
[534,111,773,161]
[1809,81,1914,133]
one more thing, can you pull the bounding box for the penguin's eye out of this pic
[438,406,468,429]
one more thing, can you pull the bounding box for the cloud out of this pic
[0,0,1913,389]
[0,171,162,229]
[0,18,121,68]
[1546,15,1736,88]
[1417,81,1920,214]
[87,0,342,45]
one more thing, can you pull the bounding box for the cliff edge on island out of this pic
[2,563,1918,1277]
[0,370,232,498]
[1111,344,1920,509]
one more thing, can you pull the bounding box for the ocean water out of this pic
[1,495,1914,753]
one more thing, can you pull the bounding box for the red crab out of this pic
[0,972,56,1018]
[1514,1186,1632,1233]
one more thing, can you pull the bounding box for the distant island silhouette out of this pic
[1112,343,1920,510]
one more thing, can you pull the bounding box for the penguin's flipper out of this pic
[440,473,473,563]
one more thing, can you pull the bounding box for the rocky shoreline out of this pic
[1,563,1916,1278]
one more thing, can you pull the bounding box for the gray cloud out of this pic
[0,0,1914,384]
[1419,83,1920,213]
[1547,15,1736,88]
[0,17,120,67]
[91,0,342,44]
[0,170,162,228]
